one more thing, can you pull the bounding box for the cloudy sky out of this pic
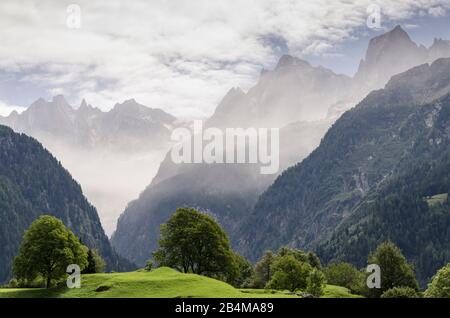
[1,0,450,118]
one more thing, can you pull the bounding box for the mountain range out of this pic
[1,26,449,284]
[111,25,450,271]
[0,97,178,234]
[207,55,352,129]
[238,58,450,284]
[0,96,176,152]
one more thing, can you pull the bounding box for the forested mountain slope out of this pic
[0,125,134,283]
[317,98,450,285]
[238,59,450,274]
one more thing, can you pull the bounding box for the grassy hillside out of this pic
[0,267,359,298]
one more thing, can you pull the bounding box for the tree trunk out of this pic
[46,274,51,288]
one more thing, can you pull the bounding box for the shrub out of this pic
[425,263,450,298]
[381,287,421,298]
[145,260,153,271]
[323,262,364,294]
[306,269,326,297]
[266,255,312,291]
[8,279,18,288]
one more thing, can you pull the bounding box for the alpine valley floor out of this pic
[0,267,360,298]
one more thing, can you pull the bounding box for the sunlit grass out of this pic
[0,267,361,298]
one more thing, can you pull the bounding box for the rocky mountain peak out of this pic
[26,96,73,117]
[364,25,420,62]
[52,94,69,105]
[429,38,450,61]
[112,99,143,112]
[28,97,47,108]
[275,54,311,69]
[389,25,409,39]
[354,25,428,93]
[77,99,102,118]
[79,98,88,109]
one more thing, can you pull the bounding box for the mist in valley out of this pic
[46,143,169,236]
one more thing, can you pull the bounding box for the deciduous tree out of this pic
[153,208,236,280]
[367,241,418,297]
[425,263,450,298]
[266,255,312,291]
[13,215,88,288]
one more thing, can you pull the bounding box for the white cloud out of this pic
[403,23,419,29]
[0,0,449,118]
[0,100,25,117]
[429,6,446,16]
[303,41,334,56]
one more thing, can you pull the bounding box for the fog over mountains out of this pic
[207,55,352,129]
[2,25,450,264]
[0,96,178,234]
[240,58,450,275]
[0,125,135,283]
[111,26,450,266]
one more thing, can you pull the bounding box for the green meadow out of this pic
[0,267,360,298]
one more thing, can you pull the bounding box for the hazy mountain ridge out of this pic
[354,25,450,97]
[0,96,176,152]
[111,119,331,265]
[207,55,352,128]
[209,25,450,129]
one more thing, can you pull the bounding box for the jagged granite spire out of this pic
[354,25,428,92]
